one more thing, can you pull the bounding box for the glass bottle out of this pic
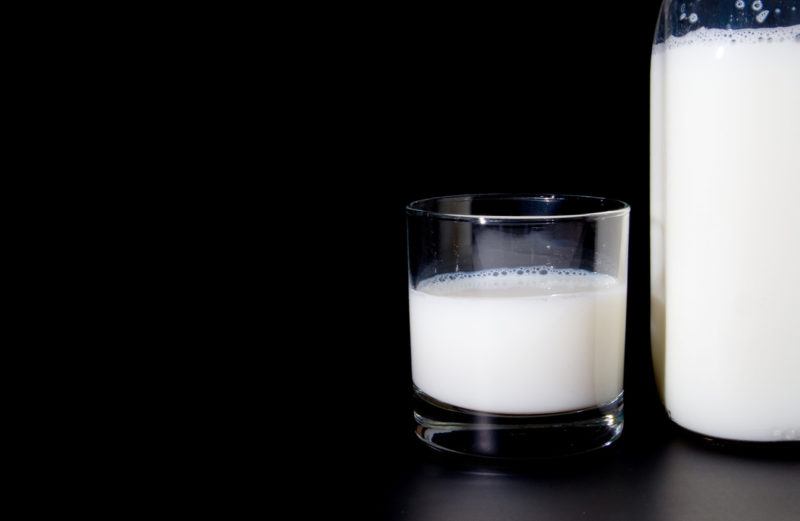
[651,0,799,442]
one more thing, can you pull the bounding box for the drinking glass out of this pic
[407,194,630,458]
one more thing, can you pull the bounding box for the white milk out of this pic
[651,25,800,441]
[409,268,626,415]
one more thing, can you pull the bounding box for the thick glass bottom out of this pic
[670,421,800,457]
[413,387,623,459]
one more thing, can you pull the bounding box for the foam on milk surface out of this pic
[655,25,800,50]
[651,24,800,441]
[409,268,626,415]
[417,267,618,298]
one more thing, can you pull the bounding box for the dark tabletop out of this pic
[367,406,800,520]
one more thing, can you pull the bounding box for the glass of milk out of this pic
[651,1,800,443]
[407,194,630,457]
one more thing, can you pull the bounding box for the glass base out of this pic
[670,421,800,457]
[413,387,624,459]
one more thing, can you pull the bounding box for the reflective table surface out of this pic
[372,413,800,520]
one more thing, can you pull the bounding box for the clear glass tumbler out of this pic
[407,194,630,458]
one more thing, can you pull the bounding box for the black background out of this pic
[288,1,800,518]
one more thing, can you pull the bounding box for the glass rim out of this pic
[406,193,630,222]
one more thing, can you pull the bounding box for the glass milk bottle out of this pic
[651,0,799,443]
